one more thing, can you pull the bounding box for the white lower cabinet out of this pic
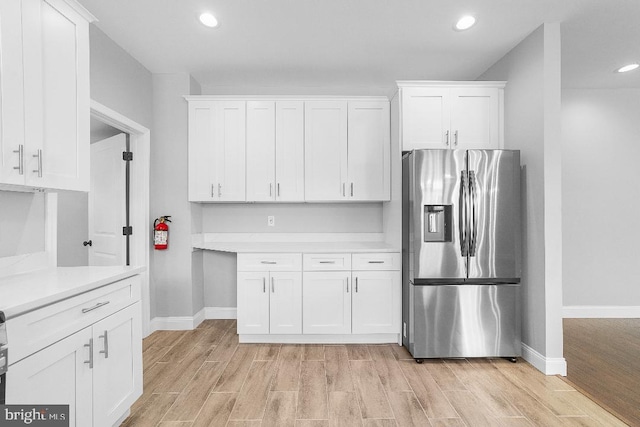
[302,271,351,334]
[6,277,142,427]
[352,271,400,334]
[237,257,302,335]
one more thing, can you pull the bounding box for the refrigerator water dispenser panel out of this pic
[424,205,452,242]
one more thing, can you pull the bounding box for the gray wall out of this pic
[0,192,45,258]
[479,23,563,363]
[562,89,640,307]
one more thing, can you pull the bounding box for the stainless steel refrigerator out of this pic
[402,149,521,360]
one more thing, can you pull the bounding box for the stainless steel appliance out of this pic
[0,311,7,404]
[402,149,521,360]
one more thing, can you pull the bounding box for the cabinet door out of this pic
[6,327,93,426]
[401,88,451,150]
[215,101,246,201]
[246,101,276,201]
[352,271,400,334]
[304,101,348,201]
[303,272,351,334]
[92,303,143,427]
[0,0,25,185]
[270,272,302,334]
[275,101,305,201]
[22,0,90,190]
[237,272,270,334]
[347,101,390,201]
[450,88,501,149]
[188,101,217,201]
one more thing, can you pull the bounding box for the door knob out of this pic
[83,240,93,247]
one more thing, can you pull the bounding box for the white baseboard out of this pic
[240,333,400,344]
[205,307,237,319]
[563,305,640,318]
[521,343,567,376]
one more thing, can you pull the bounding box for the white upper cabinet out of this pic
[347,101,390,201]
[399,82,504,151]
[1,0,93,191]
[188,100,246,202]
[304,100,348,201]
[305,99,390,202]
[246,101,304,202]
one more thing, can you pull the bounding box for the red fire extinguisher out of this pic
[153,216,171,250]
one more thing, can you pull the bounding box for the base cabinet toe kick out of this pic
[237,252,402,343]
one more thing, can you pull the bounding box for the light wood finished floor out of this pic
[123,320,625,427]
[564,318,640,427]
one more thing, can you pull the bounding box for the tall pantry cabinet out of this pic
[0,0,94,191]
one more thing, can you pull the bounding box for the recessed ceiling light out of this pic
[616,63,639,73]
[199,12,219,28]
[455,15,476,31]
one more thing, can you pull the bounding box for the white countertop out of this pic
[192,233,400,253]
[0,266,145,319]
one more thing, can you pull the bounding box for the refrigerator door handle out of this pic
[459,171,469,257]
[469,171,478,257]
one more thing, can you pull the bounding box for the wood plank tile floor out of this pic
[123,320,626,427]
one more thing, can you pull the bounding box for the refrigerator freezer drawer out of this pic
[409,284,520,358]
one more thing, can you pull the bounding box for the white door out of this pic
[304,101,348,201]
[215,101,246,202]
[22,0,90,191]
[270,272,302,334]
[303,272,351,334]
[401,87,451,150]
[92,303,143,427]
[89,133,126,266]
[246,101,276,201]
[347,101,390,201]
[188,101,217,201]
[0,0,25,186]
[237,272,270,334]
[6,327,93,426]
[352,271,400,334]
[450,88,500,149]
[275,101,305,201]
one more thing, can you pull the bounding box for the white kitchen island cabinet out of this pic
[3,268,144,427]
[302,271,352,334]
[398,81,504,151]
[188,100,246,202]
[1,0,94,191]
[246,101,305,202]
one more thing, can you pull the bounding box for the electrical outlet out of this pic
[267,216,275,227]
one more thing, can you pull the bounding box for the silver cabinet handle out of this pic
[351,183,354,197]
[218,183,222,197]
[13,145,24,175]
[454,130,459,146]
[263,277,266,293]
[355,276,358,293]
[82,301,110,313]
[277,183,280,197]
[33,149,43,177]
[84,338,94,369]
[271,277,274,293]
[261,261,277,264]
[319,261,335,264]
[368,261,385,264]
[342,183,345,197]
[346,277,350,293]
[270,183,273,197]
[445,130,450,146]
[99,330,109,359]
[211,184,215,198]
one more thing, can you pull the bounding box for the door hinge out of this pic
[122,226,133,236]
[122,151,133,161]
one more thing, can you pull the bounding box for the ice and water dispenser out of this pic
[424,205,452,242]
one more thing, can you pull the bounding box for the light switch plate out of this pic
[267,216,275,227]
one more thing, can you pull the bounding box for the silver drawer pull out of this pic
[368,261,385,264]
[82,301,110,313]
[319,261,336,264]
[260,261,277,264]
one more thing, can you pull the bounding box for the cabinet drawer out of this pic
[352,253,401,271]
[7,275,141,365]
[303,253,351,271]
[237,253,302,272]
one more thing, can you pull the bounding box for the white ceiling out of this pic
[77,0,640,94]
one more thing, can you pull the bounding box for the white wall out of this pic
[479,23,564,374]
[0,192,45,258]
[57,192,88,266]
[562,89,640,313]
